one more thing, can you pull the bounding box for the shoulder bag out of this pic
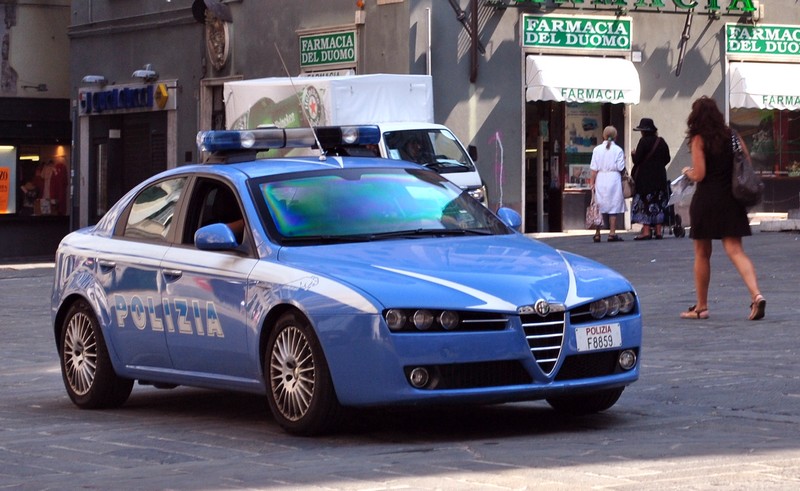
[731,131,764,207]
[621,168,635,199]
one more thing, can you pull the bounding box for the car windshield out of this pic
[254,168,508,244]
[383,129,474,173]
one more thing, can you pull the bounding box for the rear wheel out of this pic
[265,311,342,436]
[546,387,624,415]
[59,300,133,408]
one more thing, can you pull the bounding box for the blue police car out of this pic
[52,126,641,435]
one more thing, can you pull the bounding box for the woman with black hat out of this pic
[631,118,671,240]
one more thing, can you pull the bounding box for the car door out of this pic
[98,176,187,369]
[160,177,259,383]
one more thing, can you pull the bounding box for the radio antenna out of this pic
[274,42,327,161]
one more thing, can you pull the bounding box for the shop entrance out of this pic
[524,101,625,232]
[88,113,168,224]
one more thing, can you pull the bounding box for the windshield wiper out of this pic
[281,228,494,245]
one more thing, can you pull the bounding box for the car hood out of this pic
[277,234,632,312]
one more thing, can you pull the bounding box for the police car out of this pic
[52,125,641,435]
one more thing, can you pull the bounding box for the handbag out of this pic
[585,191,603,229]
[621,168,635,199]
[625,136,661,199]
[731,131,764,207]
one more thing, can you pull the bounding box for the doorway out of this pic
[524,101,625,232]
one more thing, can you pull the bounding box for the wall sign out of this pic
[727,24,800,56]
[299,31,357,68]
[78,82,177,115]
[522,14,632,51]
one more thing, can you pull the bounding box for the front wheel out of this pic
[59,300,133,408]
[265,312,342,436]
[546,387,624,415]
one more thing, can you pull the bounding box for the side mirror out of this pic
[496,207,522,231]
[194,223,239,250]
[468,145,478,162]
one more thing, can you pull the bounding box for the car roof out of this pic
[156,155,425,183]
[229,155,424,179]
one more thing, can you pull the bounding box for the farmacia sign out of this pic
[522,15,631,50]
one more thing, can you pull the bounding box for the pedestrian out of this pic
[680,96,765,320]
[631,118,671,240]
[589,125,626,242]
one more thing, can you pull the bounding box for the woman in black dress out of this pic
[680,96,765,321]
[631,118,671,240]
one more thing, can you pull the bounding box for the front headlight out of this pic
[589,292,636,319]
[571,292,637,324]
[468,185,486,203]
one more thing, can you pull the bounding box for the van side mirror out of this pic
[468,145,478,162]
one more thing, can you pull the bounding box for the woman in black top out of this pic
[680,96,765,321]
[631,118,671,240]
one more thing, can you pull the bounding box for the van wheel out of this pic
[59,300,133,408]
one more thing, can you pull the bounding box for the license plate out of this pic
[575,323,621,352]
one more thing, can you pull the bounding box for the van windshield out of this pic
[383,129,475,174]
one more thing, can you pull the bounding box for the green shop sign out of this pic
[512,0,757,14]
[727,24,800,56]
[522,14,631,50]
[299,31,356,68]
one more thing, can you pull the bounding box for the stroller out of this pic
[663,203,686,238]
[665,176,693,238]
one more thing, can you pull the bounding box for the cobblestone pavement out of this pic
[1,229,799,490]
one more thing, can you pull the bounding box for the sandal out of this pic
[607,235,624,242]
[633,234,651,241]
[680,305,709,319]
[593,233,601,243]
[749,294,766,321]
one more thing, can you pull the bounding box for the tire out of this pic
[546,387,624,415]
[265,311,342,436]
[59,300,133,409]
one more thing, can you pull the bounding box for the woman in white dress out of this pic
[589,126,626,242]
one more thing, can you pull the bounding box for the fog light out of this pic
[413,309,434,330]
[438,310,459,330]
[385,309,407,331]
[409,367,430,388]
[618,349,637,370]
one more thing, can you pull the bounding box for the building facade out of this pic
[64,0,800,243]
[0,0,71,260]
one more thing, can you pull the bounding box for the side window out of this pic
[182,179,246,247]
[123,177,186,241]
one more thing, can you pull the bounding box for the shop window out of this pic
[731,109,800,176]
[0,144,71,216]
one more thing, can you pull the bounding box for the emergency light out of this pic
[197,125,381,153]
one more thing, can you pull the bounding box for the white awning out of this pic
[525,55,640,104]
[730,62,800,111]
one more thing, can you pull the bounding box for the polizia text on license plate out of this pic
[575,324,622,352]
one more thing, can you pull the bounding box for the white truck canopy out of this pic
[224,74,434,130]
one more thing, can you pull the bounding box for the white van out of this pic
[224,75,487,204]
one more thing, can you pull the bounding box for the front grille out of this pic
[405,361,532,390]
[521,312,565,375]
[555,349,638,381]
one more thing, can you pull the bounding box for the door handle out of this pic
[97,259,116,271]
[163,269,183,281]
